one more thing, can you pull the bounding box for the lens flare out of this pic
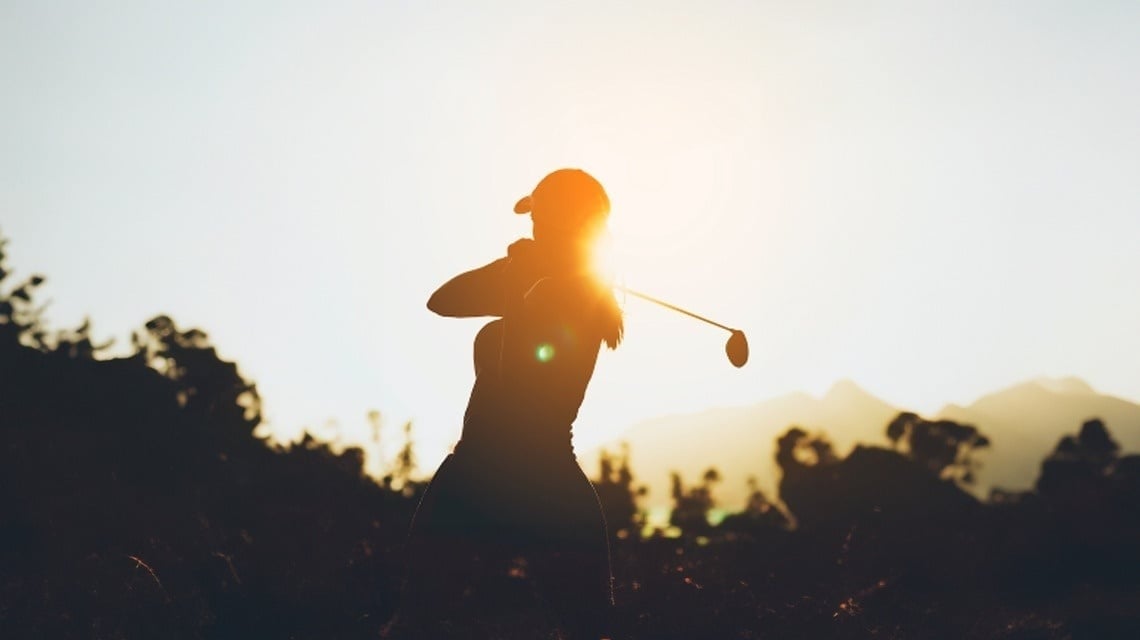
[535,343,555,363]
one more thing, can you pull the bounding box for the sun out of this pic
[587,226,620,287]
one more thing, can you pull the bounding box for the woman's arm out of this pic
[426,257,512,317]
[427,239,549,318]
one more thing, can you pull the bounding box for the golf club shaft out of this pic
[616,286,736,333]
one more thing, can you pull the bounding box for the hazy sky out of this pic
[3,1,1138,471]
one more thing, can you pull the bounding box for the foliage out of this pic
[0,234,106,355]
[668,467,721,536]
[718,475,792,535]
[3,232,1140,638]
[594,443,647,540]
[1,232,423,638]
[885,411,990,484]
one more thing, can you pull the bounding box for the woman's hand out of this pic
[507,237,536,260]
[504,238,545,302]
[505,237,546,281]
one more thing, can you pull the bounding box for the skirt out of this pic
[398,445,612,636]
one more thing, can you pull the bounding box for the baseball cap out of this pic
[512,169,610,223]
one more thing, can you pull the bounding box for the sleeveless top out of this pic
[455,275,608,461]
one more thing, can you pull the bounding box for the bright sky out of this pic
[3,1,1138,473]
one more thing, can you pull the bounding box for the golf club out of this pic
[616,286,749,368]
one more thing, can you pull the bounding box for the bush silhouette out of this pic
[5,230,1140,639]
[594,443,647,540]
[886,411,990,484]
[0,232,423,638]
[668,467,721,536]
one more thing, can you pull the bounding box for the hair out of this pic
[599,289,624,350]
[579,275,622,351]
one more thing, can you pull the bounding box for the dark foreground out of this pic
[3,239,1139,639]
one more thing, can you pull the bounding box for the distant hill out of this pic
[936,376,1140,495]
[591,380,900,510]
[595,377,1140,509]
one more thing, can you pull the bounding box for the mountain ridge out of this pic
[593,376,1140,510]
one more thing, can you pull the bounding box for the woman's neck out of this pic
[532,240,590,274]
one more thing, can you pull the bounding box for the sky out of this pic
[3,1,1139,474]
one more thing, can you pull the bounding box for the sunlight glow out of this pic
[587,226,619,286]
[4,1,1138,490]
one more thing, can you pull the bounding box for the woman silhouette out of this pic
[398,169,623,638]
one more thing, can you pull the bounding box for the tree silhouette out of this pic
[668,467,720,535]
[6,225,1140,638]
[381,420,419,496]
[775,426,838,471]
[719,475,792,535]
[0,231,424,639]
[1036,417,1121,500]
[594,443,646,539]
[885,412,989,484]
[0,232,104,355]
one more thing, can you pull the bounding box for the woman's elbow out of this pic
[427,288,474,317]
[426,290,450,316]
[427,291,500,318]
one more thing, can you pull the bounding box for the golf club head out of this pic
[726,330,749,368]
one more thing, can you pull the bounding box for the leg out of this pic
[527,462,613,638]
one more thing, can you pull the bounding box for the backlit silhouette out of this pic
[5,228,1140,639]
[396,169,624,637]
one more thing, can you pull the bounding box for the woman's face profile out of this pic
[530,207,605,251]
[530,211,556,245]
[522,169,609,253]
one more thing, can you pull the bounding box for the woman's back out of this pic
[459,274,619,461]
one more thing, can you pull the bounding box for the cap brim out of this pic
[513,195,533,214]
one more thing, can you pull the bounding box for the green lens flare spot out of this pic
[535,343,555,363]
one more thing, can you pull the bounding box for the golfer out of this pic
[400,169,623,638]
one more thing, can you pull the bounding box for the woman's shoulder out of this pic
[520,274,623,347]
[523,274,612,308]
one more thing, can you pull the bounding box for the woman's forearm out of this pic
[426,257,512,317]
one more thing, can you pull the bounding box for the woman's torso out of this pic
[457,275,607,460]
